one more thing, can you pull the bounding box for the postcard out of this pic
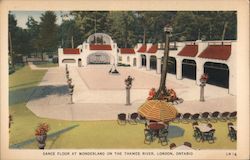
[0,0,249,159]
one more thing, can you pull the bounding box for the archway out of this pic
[127,56,130,63]
[78,58,82,67]
[150,55,157,70]
[160,57,176,74]
[87,52,111,64]
[204,62,229,88]
[141,55,146,67]
[168,57,176,74]
[182,59,196,80]
[133,58,136,66]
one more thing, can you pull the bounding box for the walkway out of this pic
[26,65,236,121]
[28,62,49,70]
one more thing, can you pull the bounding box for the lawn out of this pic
[9,65,237,149]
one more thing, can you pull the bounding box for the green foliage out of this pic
[26,16,40,53]
[58,19,82,48]
[9,11,237,57]
[38,11,58,53]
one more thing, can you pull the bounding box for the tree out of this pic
[9,13,31,65]
[59,19,82,48]
[70,11,110,40]
[108,11,137,48]
[38,11,58,59]
[26,16,40,56]
[8,13,17,68]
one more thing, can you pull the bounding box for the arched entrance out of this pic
[87,52,111,64]
[78,58,82,67]
[127,56,130,63]
[150,56,157,70]
[160,57,176,74]
[141,55,146,67]
[204,62,229,88]
[182,59,196,80]
[133,58,136,66]
[168,57,176,74]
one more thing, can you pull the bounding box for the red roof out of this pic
[198,45,231,60]
[120,48,135,54]
[90,44,112,50]
[178,45,198,57]
[63,48,80,54]
[137,44,147,52]
[147,44,158,53]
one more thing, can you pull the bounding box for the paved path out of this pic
[28,62,49,70]
[26,65,236,121]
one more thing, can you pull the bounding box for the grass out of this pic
[9,65,237,149]
[33,61,58,68]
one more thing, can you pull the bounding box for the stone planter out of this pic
[200,79,207,84]
[36,134,47,149]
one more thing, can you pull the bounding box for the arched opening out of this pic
[127,56,130,63]
[78,58,82,67]
[168,57,176,74]
[160,56,176,74]
[150,55,157,70]
[182,59,196,80]
[133,58,136,66]
[204,62,229,88]
[87,52,111,64]
[62,59,76,63]
[141,55,146,67]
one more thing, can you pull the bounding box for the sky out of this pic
[11,11,71,29]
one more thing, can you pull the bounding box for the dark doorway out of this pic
[78,58,82,67]
[150,56,157,69]
[168,57,176,74]
[141,55,146,67]
[182,59,196,80]
[161,57,176,74]
[133,58,136,66]
[204,62,229,88]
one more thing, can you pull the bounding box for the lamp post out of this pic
[199,74,208,102]
[67,78,72,87]
[125,76,134,105]
[154,24,172,99]
[69,84,74,104]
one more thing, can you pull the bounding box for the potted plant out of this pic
[35,123,50,149]
[200,73,208,83]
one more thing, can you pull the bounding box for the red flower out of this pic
[200,73,208,81]
[35,123,50,136]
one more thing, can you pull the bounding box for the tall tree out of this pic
[70,11,110,40]
[59,19,82,48]
[108,11,137,48]
[38,11,58,59]
[26,16,40,56]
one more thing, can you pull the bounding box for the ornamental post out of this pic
[125,76,134,105]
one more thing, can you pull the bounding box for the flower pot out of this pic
[36,134,47,149]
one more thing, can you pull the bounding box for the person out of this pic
[147,88,156,100]
[169,89,177,100]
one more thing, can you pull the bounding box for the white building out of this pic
[58,33,236,95]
